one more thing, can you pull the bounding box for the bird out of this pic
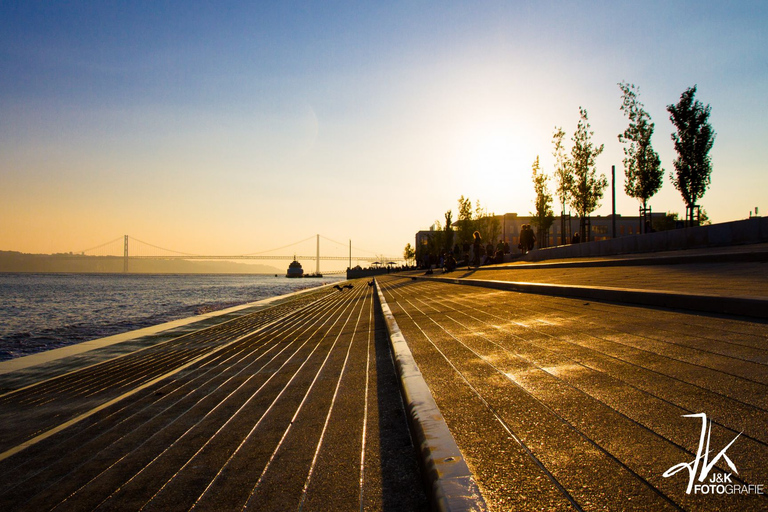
[333,285,343,291]
[343,284,353,289]
[367,280,374,287]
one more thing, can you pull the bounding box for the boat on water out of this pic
[286,258,324,278]
[286,259,304,278]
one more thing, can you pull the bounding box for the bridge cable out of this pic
[129,237,197,256]
[243,235,318,256]
[318,235,381,256]
[75,237,125,255]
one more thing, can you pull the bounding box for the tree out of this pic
[552,126,573,244]
[428,220,445,260]
[618,82,664,221]
[474,199,485,236]
[653,212,680,232]
[456,195,474,245]
[569,107,606,241]
[667,85,716,226]
[530,156,555,247]
[699,207,712,226]
[487,214,501,244]
[473,200,501,244]
[443,210,455,253]
[403,243,415,265]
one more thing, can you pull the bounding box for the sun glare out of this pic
[455,123,536,214]
[474,131,518,178]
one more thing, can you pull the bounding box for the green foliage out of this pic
[456,195,475,244]
[667,85,716,222]
[530,156,555,239]
[473,199,501,244]
[444,210,455,252]
[428,219,445,258]
[569,107,607,239]
[403,242,415,264]
[652,212,679,231]
[699,207,712,225]
[618,82,664,209]
[552,126,573,214]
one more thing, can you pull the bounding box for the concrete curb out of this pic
[374,279,488,512]
[520,217,768,262]
[418,276,768,319]
[464,247,768,273]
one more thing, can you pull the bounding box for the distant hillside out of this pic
[0,251,283,274]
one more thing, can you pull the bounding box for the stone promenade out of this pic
[376,247,768,511]
[0,283,428,511]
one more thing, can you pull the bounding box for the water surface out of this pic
[0,273,342,361]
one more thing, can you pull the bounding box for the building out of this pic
[416,212,669,256]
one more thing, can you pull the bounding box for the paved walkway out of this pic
[457,261,768,298]
[448,244,768,299]
[0,282,427,511]
[376,269,768,511]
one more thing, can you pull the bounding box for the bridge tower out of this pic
[316,234,320,275]
[123,235,129,273]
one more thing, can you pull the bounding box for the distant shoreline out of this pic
[0,250,284,274]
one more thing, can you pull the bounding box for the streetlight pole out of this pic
[612,165,616,238]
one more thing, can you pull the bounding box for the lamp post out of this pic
[612,165,616,239]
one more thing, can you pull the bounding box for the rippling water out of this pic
[0,273,343,361]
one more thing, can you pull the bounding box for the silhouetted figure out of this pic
[527,226,536,252]
[444,253,456,272]
[571,232,581,244]
[471,231,482,268]
[519,225,535,255]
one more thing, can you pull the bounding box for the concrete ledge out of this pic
[419,277,768,320]
[522,217,768,262]
[503,248,768,270]
[374,279,487,512]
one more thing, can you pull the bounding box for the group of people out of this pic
[438,232,512,272]
[429,227,544,272]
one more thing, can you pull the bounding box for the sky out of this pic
[1,1,766,263]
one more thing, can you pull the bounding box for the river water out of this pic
[0,273,343,361]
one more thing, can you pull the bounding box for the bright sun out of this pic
[456,123,536,214]
[474,131,519,177]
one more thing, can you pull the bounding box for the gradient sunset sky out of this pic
[1,1,766,260]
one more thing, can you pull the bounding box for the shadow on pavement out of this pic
[373,295,429,512]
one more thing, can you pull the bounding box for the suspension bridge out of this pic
[75,235,403,274]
